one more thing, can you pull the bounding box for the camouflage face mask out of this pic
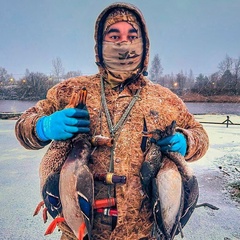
[102,38,143,87]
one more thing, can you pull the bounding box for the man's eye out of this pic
[110,36,119,40]
[129,36,138,40]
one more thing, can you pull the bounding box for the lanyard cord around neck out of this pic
[100,76,141,173]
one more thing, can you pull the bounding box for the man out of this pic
[15,2,209,239]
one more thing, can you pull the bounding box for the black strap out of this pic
[140,117,148,152]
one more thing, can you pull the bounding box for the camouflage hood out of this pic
[94,2,150,76]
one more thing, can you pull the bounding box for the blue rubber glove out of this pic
[151,132,187,156]
[36,108,90,141]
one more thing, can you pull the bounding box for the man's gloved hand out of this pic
[151,132,187,156]
[36,108,90,141]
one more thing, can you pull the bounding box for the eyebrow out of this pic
[107,28,120,34]
[129,28,138,34]
[106,28,138,34]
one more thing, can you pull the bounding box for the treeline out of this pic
[150,54,240,96]
[1,55,240,101]
[0,57,82,100]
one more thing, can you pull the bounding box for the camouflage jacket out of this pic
[15,2,209,240]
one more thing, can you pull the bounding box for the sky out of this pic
[1,0,240,79]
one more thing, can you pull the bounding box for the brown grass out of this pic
[180,92,240,103]
[228,181,240,203]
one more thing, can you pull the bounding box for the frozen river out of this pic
[0,100,240,115]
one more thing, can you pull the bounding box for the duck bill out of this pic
[66,87,87,109]
[79,87,87,106]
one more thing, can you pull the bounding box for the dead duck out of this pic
[59,88,94,240]
[140,120,177,199]
[33,88,90,232]
[140,121,199,239]
[59,134,93,239]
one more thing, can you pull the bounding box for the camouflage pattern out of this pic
[94,2,150,76]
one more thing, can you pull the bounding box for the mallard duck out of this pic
[34,87,92,238]
[59,88,94,240]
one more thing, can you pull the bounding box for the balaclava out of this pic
[102,8,143,88]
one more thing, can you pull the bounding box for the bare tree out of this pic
[17,72,49,100]
[64,70,82,79]
[218,54,233,75]
[0,67,12,85]
[162,73,176,89]
[217,54,240,95]
[176,71,187,95]
[149,54,163,85]
[208,72,220,94]
[186,69,195,90]
[52,57,64,82]
[233,57,240,94]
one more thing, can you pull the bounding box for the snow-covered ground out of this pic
[0,116,239,240]
[176,115,240,240]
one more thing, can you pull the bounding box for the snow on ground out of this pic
[0,116,240,240]
[176,115,240,240]
[194,114,240,186]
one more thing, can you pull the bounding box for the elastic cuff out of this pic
[176,128,189,157]
[36,116,50,142]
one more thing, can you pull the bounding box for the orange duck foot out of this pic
[33,200,48,223]
[44,217,65,235]
[78,222,86,240]
[43,207,48,223]
[33,201,44,216]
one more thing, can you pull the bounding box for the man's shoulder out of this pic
[144,78,174,94]
[47,74,101,99]
[63,73,100,85]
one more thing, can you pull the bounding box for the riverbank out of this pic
[0,112,22,119]
[1,95,240,120]
[0,118,240,239]
[1,93,240,103]
[180,92,240,103]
